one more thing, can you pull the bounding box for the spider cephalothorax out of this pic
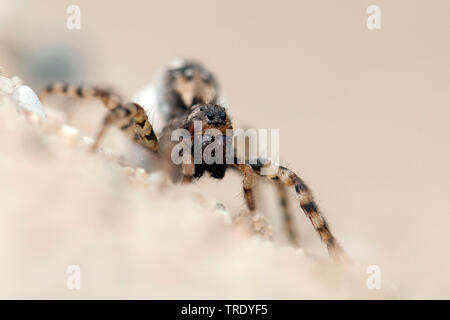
[39,59,348,262]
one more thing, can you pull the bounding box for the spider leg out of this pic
[39,83,124,110]
[250,160,347,262]
[39,84,158,152]
[231,162,298,246]
[274,179,299,247]
[233,163,256,211]
[129,103,159,151]
[91,102,158,152]
[181,155,194,184]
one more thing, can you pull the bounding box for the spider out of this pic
[39,59,347,262]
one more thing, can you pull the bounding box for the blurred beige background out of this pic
[1,0,449,298]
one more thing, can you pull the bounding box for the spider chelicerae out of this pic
[39,59,347,262]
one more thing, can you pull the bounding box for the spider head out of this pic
[167,59,219,109]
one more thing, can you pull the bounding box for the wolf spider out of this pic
[39,59,347,262]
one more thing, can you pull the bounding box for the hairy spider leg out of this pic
[39,83,158,152]
[249,159,348,262]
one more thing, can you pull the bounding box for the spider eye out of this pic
[200,106,206,112]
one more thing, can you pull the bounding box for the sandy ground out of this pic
[0,102,389,299]
[0,0,449,299]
